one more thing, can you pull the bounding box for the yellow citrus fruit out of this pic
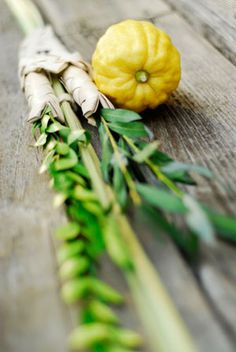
[92,19,181,112]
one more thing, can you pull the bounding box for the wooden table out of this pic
[0,0,236,351]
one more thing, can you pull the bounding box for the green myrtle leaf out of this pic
[34,132,47,147]
[59,257,90,280]
[103,214,132,269]
[72,164,90,179]
[68,323,110,349]
[57,240,85,264]
[205,208,236,241]
[99,123,113,181]
[47,122,64,133]
[88,300,119,324]
[54,149,78,170]
[83,219,105,256]
[39,149,55,174]
[90,278,123,304]
[183,195,215,244]
[111,327,142,348]
[53,193,68,207]
[102,108,142,123]
[32,120,41,136]
[65,171,86,186]
[56,142,70,155]
[68,129,86,145]
[59,127,71,140]
[106,346,139,352]
[83,201,104,217]
[133,141,159,163]
[52,172,74,192]
[136,183,187,213]
[46,139,57,151]
[162,161,213,179]
[108,121,148,138]
[41,114,50,132]
[61,278,90,304]
[73,186,98,201]
[55,222,80,240]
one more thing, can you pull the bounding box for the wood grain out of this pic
[165,0,236,66]
[152,12,236,345]
[0,1,73,351]
[2,0,236,350]
[35,0,236,351]
[35,0,171,60]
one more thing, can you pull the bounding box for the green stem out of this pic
[116,213,196,352]
[123,135,183,196]
[101,117,141,205]
[52,78,111,210]
[5,0,44,35]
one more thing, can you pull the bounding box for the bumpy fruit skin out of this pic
[92,19,181,112]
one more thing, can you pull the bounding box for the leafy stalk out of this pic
[123,135,183,196]
[5,1,198,351]
[51,81,196,350]
[99,108,236,252]
[101,116,141,205]
[52,78,111,210]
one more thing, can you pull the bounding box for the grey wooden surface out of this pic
[1,0,236,351]
[165,0,236,66]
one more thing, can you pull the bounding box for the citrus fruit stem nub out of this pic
[135,70,149,83]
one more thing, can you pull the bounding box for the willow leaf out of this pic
[108,121,148,138]
[54,149,78,170]
[39,149,55,174]
[138,204,199,256]
[68,129,86,145]
[133,141,159,163]
[205,208,236,241]
[34,132,47,147]
[102,108,142,123]
[47,122,64,133]
[113,164,127,209]
[137,141,173,165]
[41,114,50,132]
[183,195,215,244]
[162,161,213,179]
[99,123,113,182]
[136,183,187,213]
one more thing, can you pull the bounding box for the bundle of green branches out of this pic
[34,103,142,351]
[97,108,236,254]
[35,79,195,351]
[5,0,236,351]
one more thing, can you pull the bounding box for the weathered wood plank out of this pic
[150,14,236,215]
[0,2,74,351]
[35,0,236,351]
[36,0,170,26]
[0,2,145,351]
[165,0,236,65]
[35,0,171,59]
[152,12,236,345]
